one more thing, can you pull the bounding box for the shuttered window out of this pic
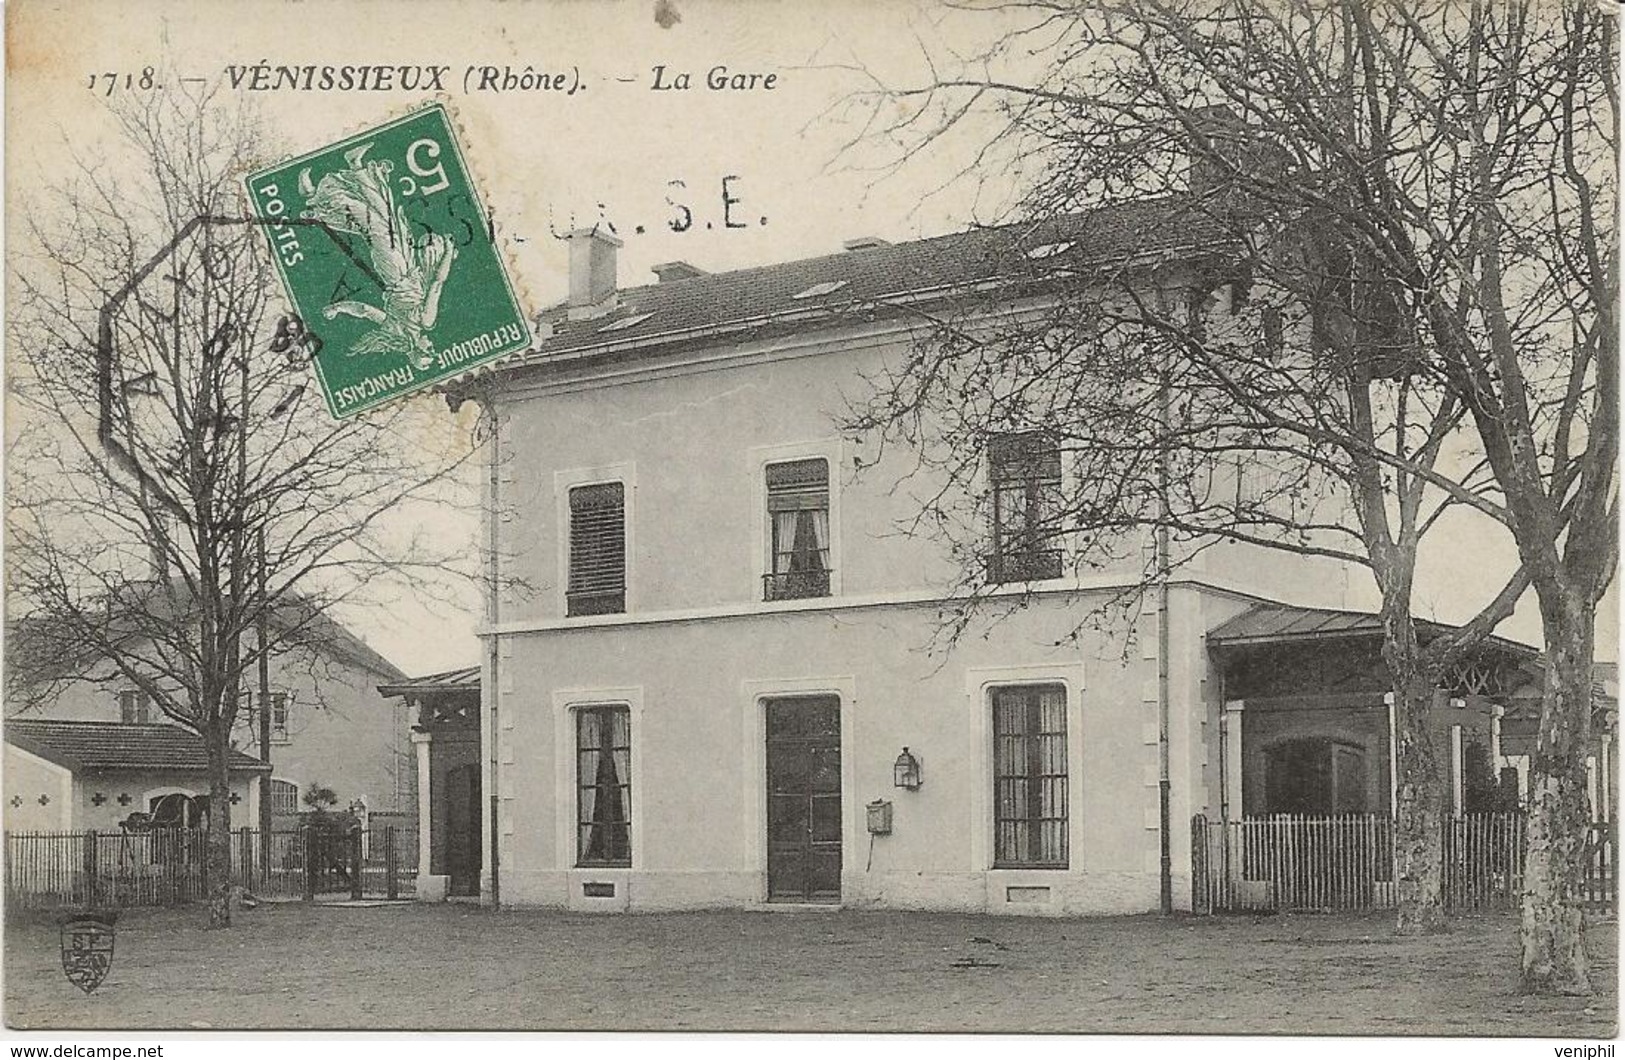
[993,685,1068,868]
[567,482,626,616]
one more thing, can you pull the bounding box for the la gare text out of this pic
[650,65,778,91]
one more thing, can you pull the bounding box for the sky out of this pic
[5,0,1615,672]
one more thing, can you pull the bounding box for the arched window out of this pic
[269,779,299,816]
[148,792,207,828]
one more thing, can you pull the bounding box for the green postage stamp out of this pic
[246,104,531,418]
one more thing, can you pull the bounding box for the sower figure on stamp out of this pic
[298,143,457,371]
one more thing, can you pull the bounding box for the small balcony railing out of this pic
[985,549,1064,584]
[763,569,832,601]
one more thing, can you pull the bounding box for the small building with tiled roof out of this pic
[6,597,415,839]
[4,719,269,833]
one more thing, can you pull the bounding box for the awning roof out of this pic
[1207,603,1538,658]
[377,665,481,698]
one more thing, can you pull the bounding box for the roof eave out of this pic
[447,238,1232,394]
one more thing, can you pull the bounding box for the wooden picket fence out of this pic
[5,825,417,910]
[1192,812,1616,915]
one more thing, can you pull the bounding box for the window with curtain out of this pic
[567,482,626,616]
[988,432,1063,582]
[993,684,1068,868]
[118,689,151,724]
[764,458,830,601]
[577,705,632,866]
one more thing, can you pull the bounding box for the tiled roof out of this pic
[1207,604,1538,657]
[377,665,481,697]
[4,719,272,774]
[524,195,1225,364]
[7,588,407,690]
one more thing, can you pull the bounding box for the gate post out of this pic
[1191,815,1209,914]
[81,830,98,907]
[301,822,316,902]
[385,827,399,901]
[349,824,364,901]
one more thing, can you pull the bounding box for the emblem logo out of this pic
[60,912,116,994]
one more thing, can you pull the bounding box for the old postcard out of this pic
[3,0,1617,1049]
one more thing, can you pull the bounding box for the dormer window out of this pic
[791,280,848,301]
[599,312,654,333]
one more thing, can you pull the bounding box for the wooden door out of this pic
[766,697,842,902]
[446,764,482,897]
[1330,743,1369,814]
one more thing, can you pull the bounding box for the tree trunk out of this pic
[1520,596,1595,995]
[1377,584,1450,937]
[205,725,234,930]
[1393,677,1449,934]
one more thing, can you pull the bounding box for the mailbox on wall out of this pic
[866,799,893,835]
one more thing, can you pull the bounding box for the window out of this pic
[577,706,631,866]
[243,691,292,744]
[992,685,1068,868]
[118,689,151,724]
[148,792,207,828]
[269,779,300,816]
[599,312,654,333]
[567,482,626,616]
[988,433,1063,582]
[791,280,848,300]
[764,458,831,601]
[268,692,290,743]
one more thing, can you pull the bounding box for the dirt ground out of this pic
[3,902,1616,1034]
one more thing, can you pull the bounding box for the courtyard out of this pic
[3,902,1616,1034]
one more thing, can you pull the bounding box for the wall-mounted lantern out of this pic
[893,747,922,790]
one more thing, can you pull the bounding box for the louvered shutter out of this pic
[568,482,626,616]
[765,458,829,512]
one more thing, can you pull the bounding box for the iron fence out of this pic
[1192,812,1616,915]
[5,825,417,910]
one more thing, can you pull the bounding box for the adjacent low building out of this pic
[6,599,415,834]
[3,718,269,833]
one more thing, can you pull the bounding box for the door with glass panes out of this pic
[765,696,842,902]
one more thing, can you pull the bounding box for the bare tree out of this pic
[6,88,483,927]
[838,0,1613,983]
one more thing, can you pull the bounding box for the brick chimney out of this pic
[567,226,622,319]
